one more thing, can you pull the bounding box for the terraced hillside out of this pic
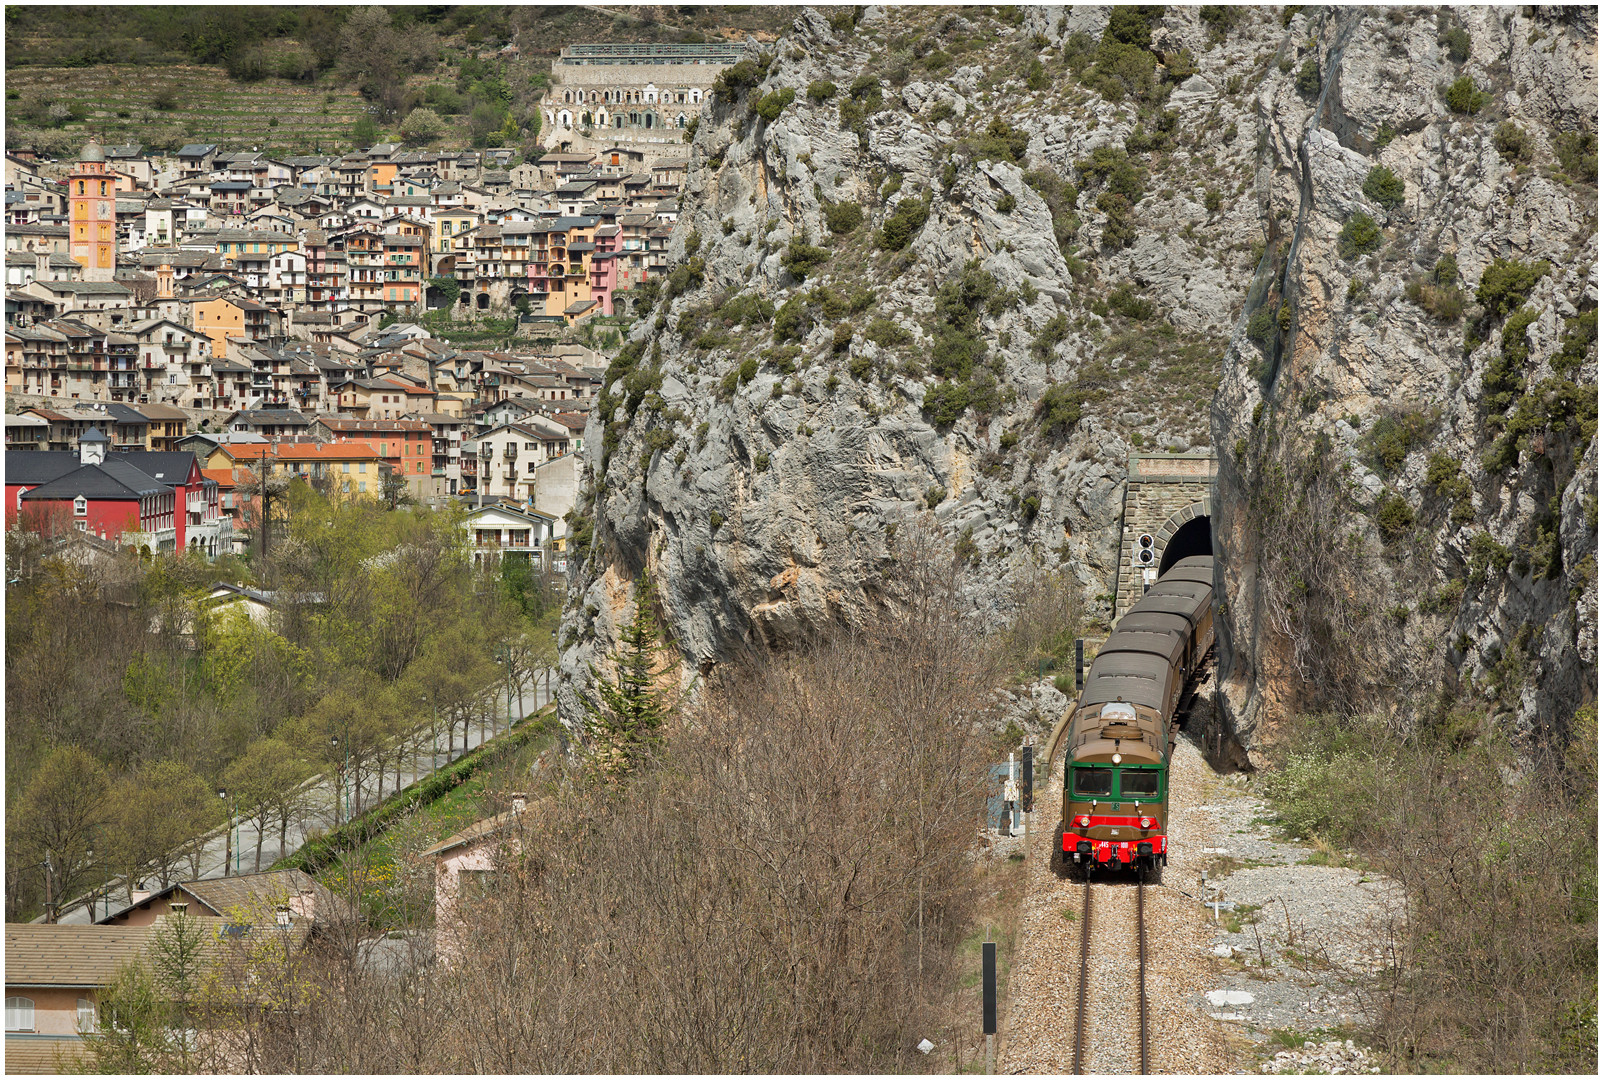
[6,64,372,154]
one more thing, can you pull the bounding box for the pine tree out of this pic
[583,572,667,780]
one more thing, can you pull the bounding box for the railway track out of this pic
[1070,871,1150,1074]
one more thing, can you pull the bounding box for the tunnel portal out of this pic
[1158,514,1213,576]
[1113,453,1218,622]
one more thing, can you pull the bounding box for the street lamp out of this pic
[330,735,349,826]
[218,789,237,877]
[495,643,515,736]
[43,853,55,924]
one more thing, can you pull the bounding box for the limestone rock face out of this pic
[558,6,1597,762]
[1210,6,1598,760]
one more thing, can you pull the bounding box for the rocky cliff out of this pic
[557,5,1597,763]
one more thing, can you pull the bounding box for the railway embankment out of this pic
[1000,715,1403,1074]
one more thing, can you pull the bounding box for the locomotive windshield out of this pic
[1072,767,1113,796]
[1121,769,1161,796]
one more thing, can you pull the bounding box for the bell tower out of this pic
[68,141,117,282]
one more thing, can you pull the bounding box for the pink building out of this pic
[422,801,532,961]
[585,225,620,316]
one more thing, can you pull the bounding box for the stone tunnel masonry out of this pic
[1113,452,1218,623]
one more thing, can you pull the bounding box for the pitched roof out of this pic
[421,807,529,858]
[133,402,190,421]
[227,410,310,426]
[20,459,173,501]
[179,869,338,922]
[117,451,199,486]
[3,450,82,486]
[2,1035,89,1073]
[4,922,156,987]
[269,442,382,462]
[31,280,132,297]
[315,417,431,433]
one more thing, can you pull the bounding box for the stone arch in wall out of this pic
[476,292,490,310]
[690,88,702,103]
[563,90,572,103]
[615,115,625,128]
[1154,499,1213,576]
[676,113,687,128]
[644,111,656,129]
[597,109,609,127]
[558,109,573,127]
[644,84,657,103]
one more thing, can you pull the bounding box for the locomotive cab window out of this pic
[1121,769,1162,797]
[1072,767,1113,796]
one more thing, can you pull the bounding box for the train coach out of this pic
[1053,556,1215,878]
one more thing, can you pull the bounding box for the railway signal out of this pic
[1022,745,1033,813]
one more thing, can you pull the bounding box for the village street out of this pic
[51,674,555,924]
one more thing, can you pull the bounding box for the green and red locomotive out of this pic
[1054,556,1214,877]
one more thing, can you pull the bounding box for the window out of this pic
[74,495,88,517]
[342,462,350,473]
[1120,769,1161,798]
[458,868,498,899]
[359,463,367,474]
[358,481,367,493]
[1071,767,1113,797]
[77,998,97,1034]
[6,997,35,1032]
[342,481,350,493]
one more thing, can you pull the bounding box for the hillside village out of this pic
[2,43,734,560]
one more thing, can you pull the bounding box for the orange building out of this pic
[310,417,436,498]
[68,142,117,282]
[192,296,247,357]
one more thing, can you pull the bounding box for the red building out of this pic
[7,430,225,554]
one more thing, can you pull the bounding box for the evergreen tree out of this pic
[583,572,668,780]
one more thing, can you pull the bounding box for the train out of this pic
[1052,555,1215,879]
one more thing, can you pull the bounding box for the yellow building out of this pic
[215,229,298,258]
[433,208,481,257]
[534,218,597,321]
[193,296,247,357]
[68,142,117,282]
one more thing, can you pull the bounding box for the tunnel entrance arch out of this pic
[1113,453,1217,622]
[1158,512,1213,576]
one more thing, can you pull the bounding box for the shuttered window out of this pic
[6,997,35,1031]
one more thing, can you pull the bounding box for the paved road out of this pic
[56,671,557,924]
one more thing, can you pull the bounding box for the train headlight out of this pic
[1112,753,1122,763]
[1078,815,1091,827]
[1140,817,1152,829]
